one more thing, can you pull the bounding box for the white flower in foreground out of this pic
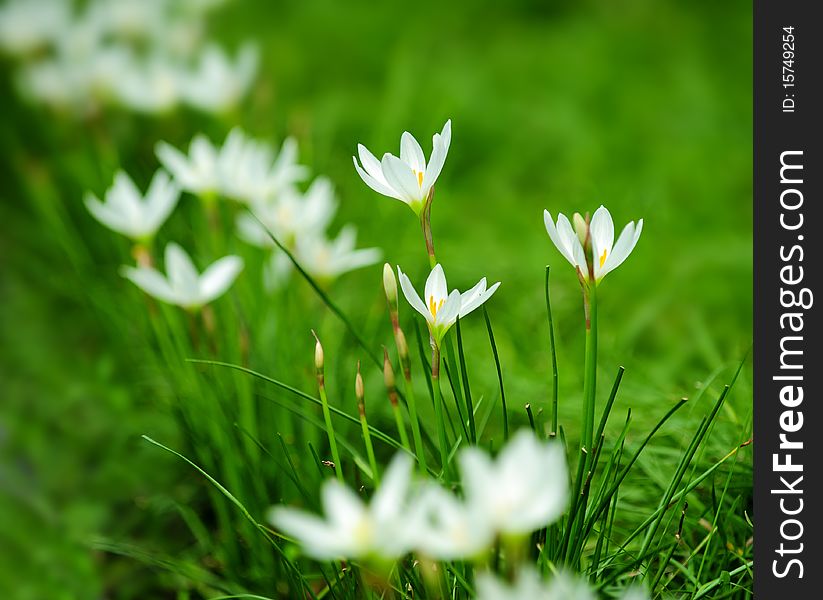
[0,0,71,56]
[121,243,243,310]
[353,120,452,216]
[397,263,499,346]
[181,43,258,112]
[156,134,221,197]
[237,177,338,247]
[459,429,568,536]
[217,129,308,203]
[476,569,596,600]
[544,205,642,285]
[85,170,180,241]
[293,226,381,281]
[269,453,416,560]
[410,484,494,561]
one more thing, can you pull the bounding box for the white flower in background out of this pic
[544,205,642,285]
[353,120,452,216]
[397,263,499,346]
[181,43,258,112]
[269,453,416,560]
[86,0,166,41]
[293,226,381,281]
[409,484,494,561]
[459,429,568,536]
[121,242,243,310]
[476,569,596,600]
[113,55,182,113]
[85,169,180,241]
[237,177,338,247]
[156,134,221,197]
[217,129,308,203]
[0,0,71,56]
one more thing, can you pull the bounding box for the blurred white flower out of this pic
[476,569,596,600]
[121,242,243,309]
[85,169,180,240]
[397,263,499,346]
[0,0,71,56]
[293,226,381,280]
[409,484,494,561]
[217,129,308,203]
[237,177,338,247]
[354,120,451,216]
[459,429,568,536]
[86,0,166,41]
[544,205,642,285]
[181,43,258,112]
[156,134,221,197]
[269,453,416,560]
[113,55,182,113]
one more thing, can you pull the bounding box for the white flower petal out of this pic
[543,210,576,267]
[420,120,451,192]
[424,263,448,306]
[381,153,423,203]
[199,255,243,303]
[164,242,200,299]
[400,131,426,172]
[590,205,614,280]
[600,218,642,280]
[459,280,500,317]
[371,453,413,522]
[120,265,178,305]
[397,267,431,322]
[353,157,403,200]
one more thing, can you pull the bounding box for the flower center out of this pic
[429,295,445,318]
[599,248,608,268]
[413,169,424,187]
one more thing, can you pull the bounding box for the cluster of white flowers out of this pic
[158,129,381,285]
[0,0,257,116]
[269,430,568,562]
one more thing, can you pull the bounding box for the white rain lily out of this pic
[156,134,221,197]
[181,43,258,112]
[217,129,308,203]
[113,55,182,113]
[292,226,381,281]
[353,120,452,215]
[269,453,416,561]
[0,0,71,56]
[459,429,568,536]
[85,169,180,240]
[409,484,494,561]
[544,205,642,284]
[397,263,499,346]
[476,568,597,600]
[121,242,243,310]
[237,177,338,247]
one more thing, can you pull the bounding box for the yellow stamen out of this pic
[429,295,444,318]
[599,249,608,268]
[415,170,424,187]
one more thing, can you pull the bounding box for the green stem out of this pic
[582,283,598,457]
[402,370,429,474]
[318,384,343,482]
[360,412,380,486]
[392,404,411,451]
[431,346,449,478]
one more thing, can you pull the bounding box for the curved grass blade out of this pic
[482,306,508,441]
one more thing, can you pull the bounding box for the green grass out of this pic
[0,0,751,598]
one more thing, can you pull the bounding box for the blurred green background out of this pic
[0,0,751,597]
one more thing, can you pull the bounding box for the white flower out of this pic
[237,177,338,248]
[409,484,494,561]
[217,129,308,203]
[476,569,596,600]
[292,226,381,281]
[269,453,416,561]
[113,54,182,113]
[459,429,568,536]
[85,169,180,240]
[181,43,258,113]
[353,120,452,215]
[544,205,642,285]
[121,242,243,310]
[85,0,166,41]
[0,0,71,56]
[397,263,499,346]
[156,134,221,197]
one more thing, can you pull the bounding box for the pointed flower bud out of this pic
[312,330,324,372]
[383,262,398,307]
[572,212,589,246]
[383,347,398,406]
[355,361,365,416]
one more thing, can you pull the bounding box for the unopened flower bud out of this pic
[395,327,409,360]
[383,263,398,307]
[355,361,365,415]
[382,347,398,406]
[572,212,589,246]
[311,330,324,373]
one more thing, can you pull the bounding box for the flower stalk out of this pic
[421,187,436,268]
[313,331,343,482]
[383,347,411,452]
[356,361,380,485]
[431,344,450,478]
